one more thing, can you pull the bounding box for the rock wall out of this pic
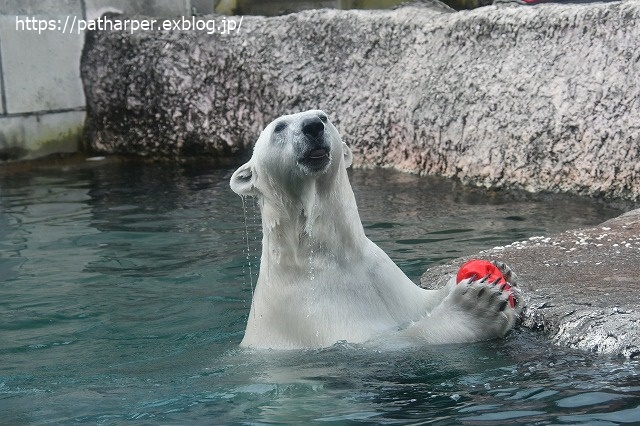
[81,1,640,200]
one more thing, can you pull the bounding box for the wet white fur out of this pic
[230,110,521,349]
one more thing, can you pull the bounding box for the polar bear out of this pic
[230,110,523,350]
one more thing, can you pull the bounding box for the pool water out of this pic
[0,160,638,424]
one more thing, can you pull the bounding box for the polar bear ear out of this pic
[342,142,353,168]
[230,162,258,196]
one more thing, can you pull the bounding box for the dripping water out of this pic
[252,196,260,274]
[241,195,260,318]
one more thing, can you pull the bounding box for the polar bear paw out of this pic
[410,261,524,344]
[450,277,521,341]
[454,271,523,316]
[491,260,519,288]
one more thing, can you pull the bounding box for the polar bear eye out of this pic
[274,122,287,133]
[318,114,328,123]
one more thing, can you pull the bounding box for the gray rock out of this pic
[420,208,640,358]
[81,1,640,200]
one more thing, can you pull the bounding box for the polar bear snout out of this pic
[298,143,331,172]
[298,116,331,172]
[302,116,325,139]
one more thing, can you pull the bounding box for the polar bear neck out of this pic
[259,167,367,271]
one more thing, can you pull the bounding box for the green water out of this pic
[0,160,638,424]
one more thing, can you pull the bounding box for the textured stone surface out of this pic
[81,1,640,200]
[420,208,640,358]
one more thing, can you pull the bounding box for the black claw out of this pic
[500,283,509,291]
[480,274,491,283]
[491,277,502,286]
[498,300,508,312]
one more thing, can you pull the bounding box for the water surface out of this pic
[0,160,638,424]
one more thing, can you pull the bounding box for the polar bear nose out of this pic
[301,117,325,139]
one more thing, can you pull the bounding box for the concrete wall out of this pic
[0,0,194,161]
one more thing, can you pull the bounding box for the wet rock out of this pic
[81,2,640,200]
[420,208,640,358]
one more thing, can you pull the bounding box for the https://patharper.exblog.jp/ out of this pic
[14,15,243,35]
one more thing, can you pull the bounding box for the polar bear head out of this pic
[230,110,353,200]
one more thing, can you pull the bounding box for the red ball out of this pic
[456,259,515,308]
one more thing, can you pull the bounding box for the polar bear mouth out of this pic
[299,147,331,171]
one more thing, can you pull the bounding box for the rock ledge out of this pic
[421,208,640,358]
